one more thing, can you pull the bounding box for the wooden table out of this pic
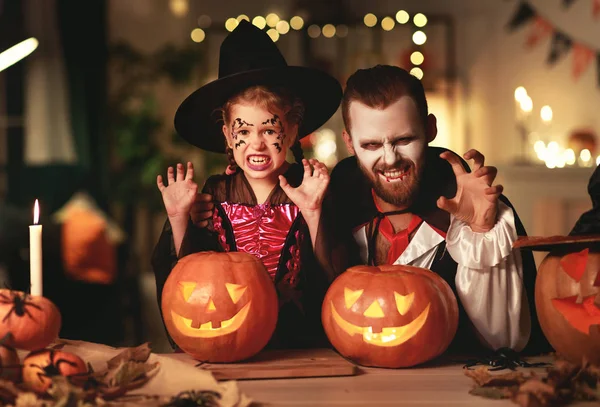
[220,351,599,407]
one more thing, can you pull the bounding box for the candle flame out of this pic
[33,199,39,224]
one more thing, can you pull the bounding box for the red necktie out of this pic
[378,214,423,265]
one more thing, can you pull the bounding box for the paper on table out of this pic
[17,339,253,407]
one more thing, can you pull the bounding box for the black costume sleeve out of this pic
[150,177,222,348]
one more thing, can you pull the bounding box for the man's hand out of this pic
[437,149,503,233]
[279,158,329,219]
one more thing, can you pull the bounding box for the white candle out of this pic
[29,199,42,296]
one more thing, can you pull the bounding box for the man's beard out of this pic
[358,158,421,208]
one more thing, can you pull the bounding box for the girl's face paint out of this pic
[223,103,296,183]
[345,97,432,207]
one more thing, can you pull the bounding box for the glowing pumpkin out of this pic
[322,264,459,368]
[535,248,600,364]
[22,349,87,393]
[0,290,62,350]
[161,251,278,362]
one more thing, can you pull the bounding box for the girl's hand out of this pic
[279,158,329,217]
[157,162,198,220]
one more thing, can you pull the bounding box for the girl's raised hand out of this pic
[279,158,329,216]
[157,162,198,220]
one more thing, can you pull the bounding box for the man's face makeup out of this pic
[224,103,293,182]
[347,97,429,208]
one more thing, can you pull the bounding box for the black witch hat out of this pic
[514,164,600,251]
[174,20,342,153]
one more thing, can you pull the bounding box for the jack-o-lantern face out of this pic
[322,264,459,368]
[162,252,278,363]
[535,248,600,365]
[170,281,251,338]
[329,287,430,347]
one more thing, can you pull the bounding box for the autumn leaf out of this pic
[464,366,528,387]
[106,342,152,369]
[0,379,20,405]
[469,386,512,399]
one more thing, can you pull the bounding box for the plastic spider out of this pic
[28,349,85,384]
[162,390,222,407]
[0,291,41,322]
[461,347,551,371]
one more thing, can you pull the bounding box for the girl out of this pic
[151,20,342,349]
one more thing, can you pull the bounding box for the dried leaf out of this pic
[464,366,528,387]
[469,386,512,399]
[106,343,152,369]
[13,392,49,407]
[104,360,158,388]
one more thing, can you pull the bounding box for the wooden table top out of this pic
[227,351,599,407]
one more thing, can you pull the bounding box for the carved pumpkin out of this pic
[0,344,20,382]
[535,248,600,364]
[161,251,278,362]
[322,264,459,368]
[0,290,62,351]
[22,349,87,393]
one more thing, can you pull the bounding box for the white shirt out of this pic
[352,200,531,351]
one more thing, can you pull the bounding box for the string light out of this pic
[410,67,424,79]
[190,28,206,43]
[252,16,266,29]
[336,24,349,37]
[307,24,321,38]
[412,30,427,45]
[290,16,304,30]
[237,14,250,22]
[225,18,238,32]
[276,20,290,34]
[396,10,409,24]
[364,13,377,27]
[322,24,336,38]
[381,16,395,31]
[410,51,424,65]
[266,13,280,27]
[267,28,279,42]
[413,13,427,27]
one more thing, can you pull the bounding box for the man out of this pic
[321,64,549,356]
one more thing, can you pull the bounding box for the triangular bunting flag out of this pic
[548,31,573,65]
[594,0,600,19]
[507,2,536,31]
[525,17,553,48]
[572,43,595,80]
[562,0,578,7]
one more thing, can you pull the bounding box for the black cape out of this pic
[151,163,331,350]
[319,146,552,356]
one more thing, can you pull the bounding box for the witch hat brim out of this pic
[513,164,600,251]
[175,66,342,153]
[174,20,342,153]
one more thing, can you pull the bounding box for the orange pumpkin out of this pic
[161,251,278,362]
[22,349,87,393]
[0,344,20,382]
[535,248,600,364]
[0,290,61,350]
[322,264,459,368]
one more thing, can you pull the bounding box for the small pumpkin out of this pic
[161,251,278,362]
[535,247,600,364]
[322,264,459,368]
[0,344,20,382]
[22,349,87,393]
[0,289,61,350]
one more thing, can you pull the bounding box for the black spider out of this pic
[461,347,551,371]
[26,349,89,386]
[161,390,221,407]
[0,291,41,322]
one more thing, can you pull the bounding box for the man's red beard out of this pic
[357,159,421,208]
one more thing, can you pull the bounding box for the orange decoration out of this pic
[567,128,597,157]
[22,349,87,393]
[62,208,116,284]
[321,264,459,368]
[0,290,61,351]
[536,248,600,364]
[161,251,278,362]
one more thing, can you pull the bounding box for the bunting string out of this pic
[507,1,600,85]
